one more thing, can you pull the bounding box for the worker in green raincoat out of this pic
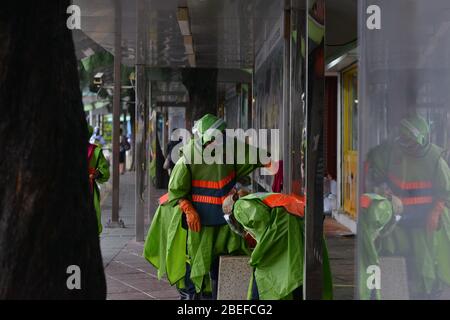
[221,191,333,300]
[364,113,450,299]
[87,125,110,234]
[143,114,267,299]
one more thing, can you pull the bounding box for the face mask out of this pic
[396,135,416,149]
[224,214,246,237]
[395,135,428,156]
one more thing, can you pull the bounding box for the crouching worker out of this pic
[222,191,333,300]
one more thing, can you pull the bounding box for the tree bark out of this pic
[0,2,106,299]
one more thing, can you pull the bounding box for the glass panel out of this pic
[304,0,326,299]
[343,67,358,218]
[241,84,249,130]
[358,0,450,300]
[351,72,358,150]
[291,1,307,196]
[253,7,284,191]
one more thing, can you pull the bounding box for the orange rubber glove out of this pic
[179,199,201,233]
[427,201,445,233]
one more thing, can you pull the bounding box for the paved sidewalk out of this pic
[99,172,355,300]
[99,172,178,300]
[324,218,355,300]
[99,173,134,267]
[104,241,179,300]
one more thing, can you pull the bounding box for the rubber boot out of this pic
[179,289,197,300]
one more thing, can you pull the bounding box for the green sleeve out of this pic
[95,149,110,184]
[308,14,325,45]
[234,140,265,179]
[435,157,450,206]
[168,158,191,203]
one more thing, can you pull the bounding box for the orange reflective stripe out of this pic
[360,195,372,209]
[262,194,305,217]
[388,174,432,190]
[400,196,433,206]
[192,194,227,205]
[159,193,169,205]
[192,171,236,189]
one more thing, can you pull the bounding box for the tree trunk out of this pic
[0,2,106,299]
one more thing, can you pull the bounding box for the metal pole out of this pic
[283,5,292,194]
[89,110,94,126]
[304,0,326,299]
[108,0,124,228]
[147,81,153,221]
[135,0,146,241]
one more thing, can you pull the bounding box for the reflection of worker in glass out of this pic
[222,190,333,300]
[363,112,450,299]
